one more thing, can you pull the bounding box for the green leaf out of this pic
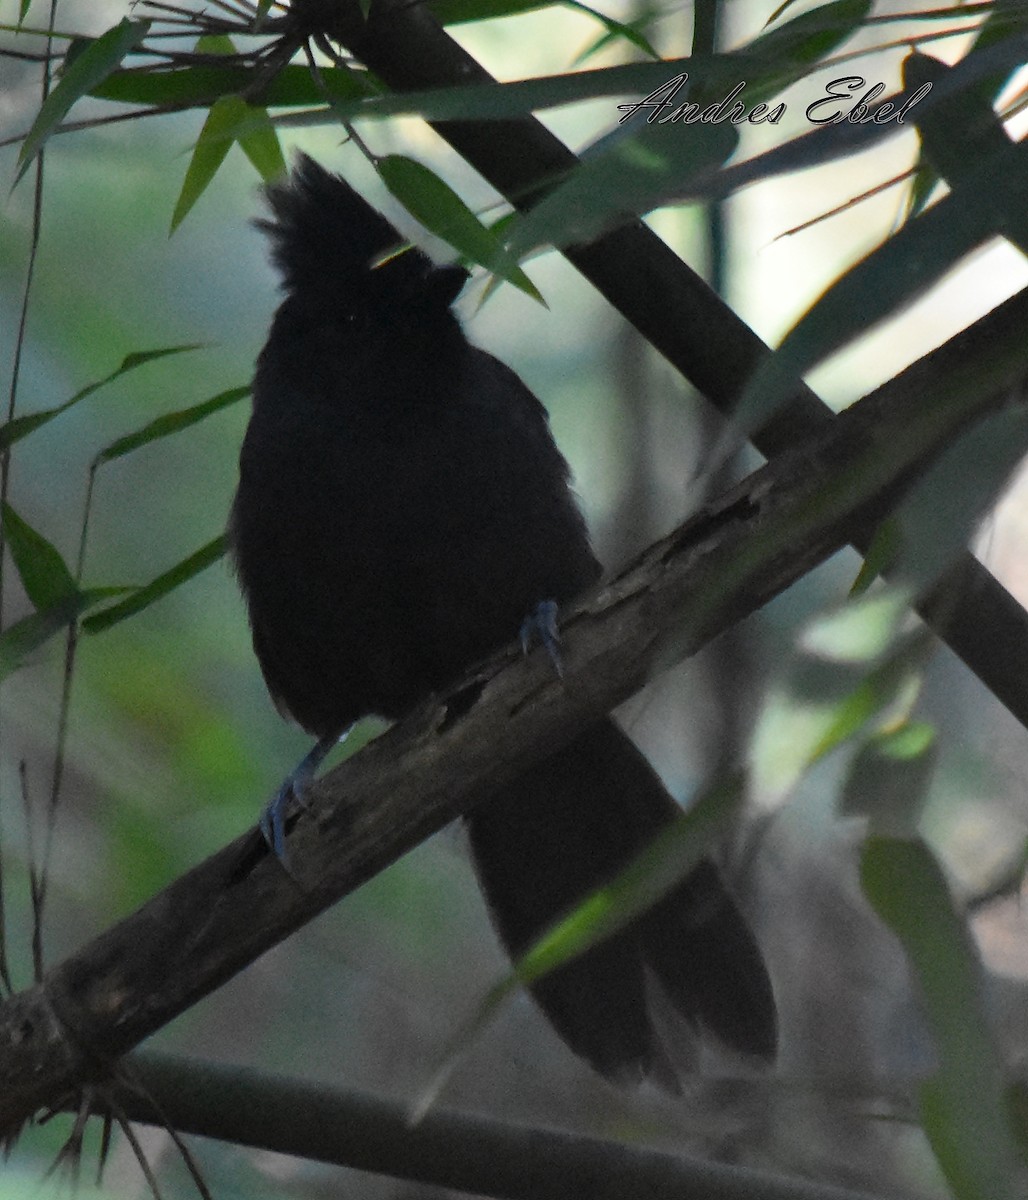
[194,33,236,56]
[237,105,286,183]
[0,589,124,682]
[16,18,150,180]
[963,0,1028,100]
[840,721,937,834]
[735,136,1028,429]
[905,160,941,222]
[253,57,730,124]
[765,0,799,22]
[743,0,872,70]
[565,0,660,62]
[905,51,1028,254]
[886,407,1028,596]
[427,0,552,23]
[95,386,250,465]
[186,34,285,183]
[749,593,933,805]
[83,535,227,634]
[2,503,77,609]
[90,63,369,110]
[849,519,900,596]
[677,34,1028,209]
[507,118,737,257]
[276,15,880,131]
[517,773,743,986]
[861,836,1025,1200]
[376,156,542,301]
[253,0,276,27]
[0,344,204,452]
[171,94,248,232]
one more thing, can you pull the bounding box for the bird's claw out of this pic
[519,598,563,678]
[259,778,299,864]
[259,730,347,866]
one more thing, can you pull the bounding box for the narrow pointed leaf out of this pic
[376,156,542,301]
[750,604,931,806]
[565,1,660,62]
[237,106,286,182]
[16,18,150,179]
[83,535,227,634]
[2,503,77,609]
[743,0,872,69]
[414,772,744,1112]
[906,51,1028,254]
[736,137,1028,429]
[189,34,285,183]
[862,836,1025,1199]
[517,773,743,985]
[0,344,204,451]
[0,589,126,681]
[91,63,369,109]
[840,721,937,833]
[171,95,248,232]
[886,406,1028,595]
[95,386,250,465]
[507,119,736,256]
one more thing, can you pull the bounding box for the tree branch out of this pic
[2,284,1027,1135]
[311,0,1028,731]
[99,1050,911,1200]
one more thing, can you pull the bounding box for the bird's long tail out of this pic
[466,718,777,1083]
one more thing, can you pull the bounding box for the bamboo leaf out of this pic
[191,34,286,183]
[376,156,542,301]
[90,63,368,109]
[507,118,736,256]
[2,503,76,609]
[565,0,660,62]
[0,589,124,681]
[237,105,286,182]
[171,95,248,232]
[95,386,250,465]
[862,836,1025,1199]
[736,137,1028,429]
[413,772,744,1116]
[0,344,204,451]
[16,18,150,179]
[83,535,227,634]
[906,51,1028,254]
[516,774,743,986]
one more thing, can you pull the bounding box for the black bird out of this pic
[229,154,777,1082]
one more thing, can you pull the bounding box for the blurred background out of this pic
[2,0,1028,1196]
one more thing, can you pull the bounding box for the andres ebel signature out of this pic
[617,72,932,127]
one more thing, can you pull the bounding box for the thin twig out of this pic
[106,1096,167,1200]
[42,1087,92,1189]
[774,168,916,241]
[35,466,99,937]
[114,1060,214,1200]
[0,4,60,1000]
[21,762,44,984]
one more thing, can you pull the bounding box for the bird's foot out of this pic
[519,598,563,678]
[259,729,349,864]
